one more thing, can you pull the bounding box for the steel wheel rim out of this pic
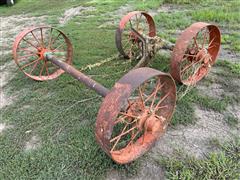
[116,11,156,59]
[96,67,176,164]
[170,22,221,85]
[13,26,73,81]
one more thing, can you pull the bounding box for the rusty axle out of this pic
[12,10,221,164]
[45,53,110,97]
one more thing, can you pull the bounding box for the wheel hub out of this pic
[135,107,163,133]
[196,49,211,65]
[37,48,51,60]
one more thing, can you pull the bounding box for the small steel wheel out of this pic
[170,22,221,85]
[115,11,156,59]
[13,26,73,81]
[96,67,176,164]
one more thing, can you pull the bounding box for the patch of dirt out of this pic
[0,123,7,133]
[149,64,239,161]
[113,4,133,17]
[197,81,224,99]
[0,15,46,51]
[219,46,240,63]
[0,123,13,134]
[59,6,95,25]
[226,104,240,129]
[149,4,188,16]
[98,4,133,28]
[0,61,15,109]
[106,160,164,180]
[150,105,238,159]
[24,135,41,151]
[0,15,46,109]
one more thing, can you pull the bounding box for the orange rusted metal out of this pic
[115,11,156,59]
[170,22,221,85]
[96,67,176,164]
[13,26,177,164]
[115,12,221,85]
[13,26,73,81]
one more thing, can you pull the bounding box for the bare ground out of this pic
[151,105,239,158]
[98,4,133,28]
[105,4,239,180]
[59,6,95,25]
[0,15,47,109]
[24,135,41,151]
[0,15,47,150]
[0,5,239,180]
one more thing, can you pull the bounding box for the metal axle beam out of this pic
[45,53,110,97]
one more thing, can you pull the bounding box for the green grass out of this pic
[217,60,240,75]
[222,32,240,52]
[135,0,164,10]
[1,0,239,179]
[159,138,240,179]
[224,114,239,127]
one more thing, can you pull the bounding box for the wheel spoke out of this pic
[110,125,137,143]
[40,28,44,47]
[110,123,128,151]
[48,28,53,48]
[18,48,36,54]
[181,60,197,74]
[22,38,38,49]
[208,37,216,50]
[31,31,41,47]
[155,105,169,111]
[201,29,208,48]
[53,42,65,52]
[135,14,140,30]
[45,61,49,77]
[114,115,138,125]
[126,130,140,147]
[39,61,45,77]
[145,82,165,103]
[119,112,139,119]
[29,59,40,75]
[139,15,146,34]
[122,39,131,49]
[193,36,199,50]
[20,58,40,70]
[153,92,170,112]
[138,87,145,109]
[150,81,162,109]
[183,54,197,57]
[129,19,133,28]
[50,33,61,48]
[18,53,38,60]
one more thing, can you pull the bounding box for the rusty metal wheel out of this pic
[170,22,221,85]
[13,26,73,81]
[96,67,176,164]
[115,11,156,59]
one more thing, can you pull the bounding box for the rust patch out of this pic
[96,67,176,164]
[170,22,221,85]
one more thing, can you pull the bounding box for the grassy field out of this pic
[0,0,239,179]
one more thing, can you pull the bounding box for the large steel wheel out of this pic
[170,22,221,85]
[96,67,176,164]
[115,11,156,59]
[13,26,73,81]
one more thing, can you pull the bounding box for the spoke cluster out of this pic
[180,28,216,82]
[16,27,68,78]
[110,78,169,152]
[121,13,149,59]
